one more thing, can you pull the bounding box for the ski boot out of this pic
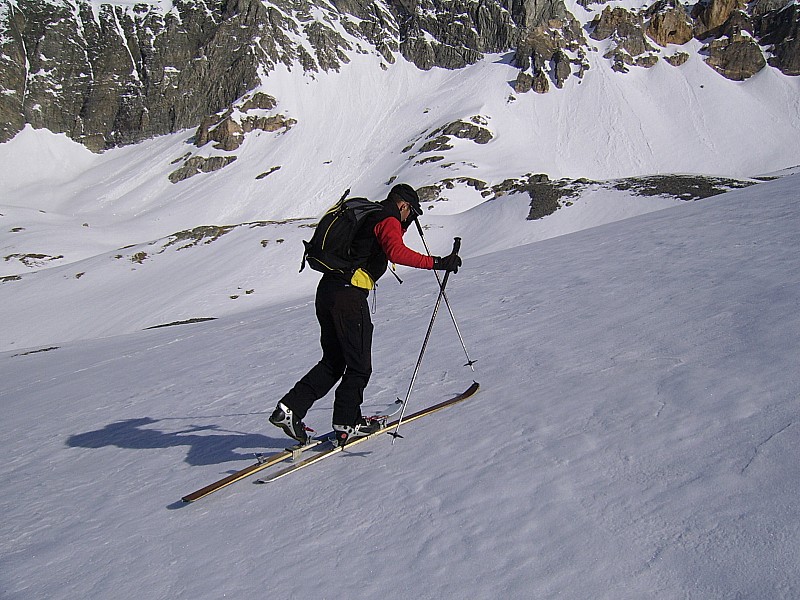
[332,416,383,447]
[269,402,310,444]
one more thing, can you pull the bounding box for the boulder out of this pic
[168,156,238,183]
[532,69,551,93]
[553,49,572,87]
[665,51,691,65]
[646,0,695,46]
[703,31,766,79]
[514,71,534,93]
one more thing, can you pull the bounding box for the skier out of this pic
[269,184,462,447]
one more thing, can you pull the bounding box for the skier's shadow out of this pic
[66,417,287,467]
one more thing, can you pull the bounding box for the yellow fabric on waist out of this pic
[350,268,375,290]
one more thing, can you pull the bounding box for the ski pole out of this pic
[415,220,476,370]
[390,237,461,443]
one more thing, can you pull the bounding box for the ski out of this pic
[255,381,480,484]
[181,436,328,502]
[180,398,406,503]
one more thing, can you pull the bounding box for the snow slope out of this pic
[2,47,800,349]
[1,175,799,599]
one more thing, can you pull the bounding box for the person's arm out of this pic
[374,217,434,269]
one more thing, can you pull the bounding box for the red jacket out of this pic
[374,217,434,270]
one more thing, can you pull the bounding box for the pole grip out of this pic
[439,237,460,288]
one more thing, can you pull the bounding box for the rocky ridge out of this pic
[414,172,757,220]
[0,0,798,152]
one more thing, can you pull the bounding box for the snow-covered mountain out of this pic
[2,45,800,351]
[2,0,799,149]
[2,2,800,336]
[2,2,800,596]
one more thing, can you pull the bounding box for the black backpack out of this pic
[301,189,385,276]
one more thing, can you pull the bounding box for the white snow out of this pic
[1,174,799,599]
[1,25,800,600]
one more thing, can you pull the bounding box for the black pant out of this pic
[279,276,373,426]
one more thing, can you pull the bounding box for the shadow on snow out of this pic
[66,417,289,467]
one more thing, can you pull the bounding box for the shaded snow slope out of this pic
[0,172,705,352]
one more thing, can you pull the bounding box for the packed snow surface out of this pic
[2,174,799,598]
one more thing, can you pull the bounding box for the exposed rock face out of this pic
[584,0,797,80]
[0,0,798,150]
[756,2,800,75]
[511,0,588,89]
[590,6,658,72]
[700,7,766,79]
[691,0,746,38]
[0,3,27,143]
[0,0,365,149]
[703,31,767,80]
[195,92,296,151]
[399,0,517,70]
[646,0,694,46]
[1,0,273,149]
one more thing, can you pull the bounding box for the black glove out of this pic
[433,253,462,273]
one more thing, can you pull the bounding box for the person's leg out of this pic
[279,280,346,419]
[330,286,373,427]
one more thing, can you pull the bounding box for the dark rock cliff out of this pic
[0,0,797,151]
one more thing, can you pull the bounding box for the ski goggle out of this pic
[405,201,423,216]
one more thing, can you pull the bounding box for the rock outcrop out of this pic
[589,6,658,72]
[703,31,766,80]
[195,92,296,151]
[168,155,238,184]
[646,0,694,46]
[756,1,800,75]
[0,0,798,150]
